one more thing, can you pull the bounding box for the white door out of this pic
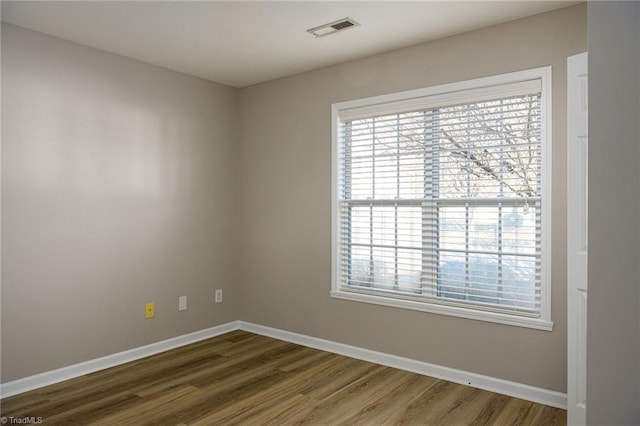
[567,51,588,425]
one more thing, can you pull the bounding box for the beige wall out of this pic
[238,4,586,392]
[1,24,239,382]
[587,2,640,423]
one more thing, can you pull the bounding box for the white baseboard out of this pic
[1,320,567,410]
[0,321,240,398]
[237,321,567,409]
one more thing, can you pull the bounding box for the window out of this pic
[331,68,552,330]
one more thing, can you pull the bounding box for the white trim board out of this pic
[0,321,239,398]
[239,321,567,409]
[0,321,567,410]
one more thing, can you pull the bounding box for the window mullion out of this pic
[465,203,470,301]
[497,99,505,304]
[422,109,439,297]
[498,203,503,304]
[369,118,376,287]
[345,121,353,286]
[465,104,471,301]
[394,114,400,291]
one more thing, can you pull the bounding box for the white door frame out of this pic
[567,51,588,426]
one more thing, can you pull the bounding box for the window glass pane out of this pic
[437,251,466,300]
[374,153,397,199]
[371,206,396,247]
[469,207,499,252]
[350,206,370,246]
[350,156,373,199]
[439,207,466,251]
[398,152,425,199]
[467,253,499,304]
[437,149,468,199]
[350,119,374,199]
[372,247,395,289]
[398,112,429,199]
[349,246,372,287]
[468,148,504,198]
[397,248,422,293]
[502,255,537,310]
[436,97,542,200]
[503,207,536,255]
[498,144,541,198]
[373,116,397,199]
[397,207,422,249]
[438,253,503,304]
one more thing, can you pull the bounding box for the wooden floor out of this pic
[1,330,566,425]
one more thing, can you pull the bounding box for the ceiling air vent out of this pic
[307,17,360,38]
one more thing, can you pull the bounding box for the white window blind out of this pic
[332,69,552,329]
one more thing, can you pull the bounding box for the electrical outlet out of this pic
[179,296,187,311]
[215,289,223,303]
[145,302,155,319]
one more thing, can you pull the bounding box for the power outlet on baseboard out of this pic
[215,289,223,303]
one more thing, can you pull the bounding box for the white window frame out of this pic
[331,67,553,331]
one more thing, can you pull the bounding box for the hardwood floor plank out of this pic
[469,392,513,425]
[195,350,374,425]
[526,404,568,426]
[300,357,381,400]
[145,346,315,425]
[393,379,462,424]
[90,384,203,426]
[0,392,51,415]
[211,334,280,357]
[0,331,566,425]
[490,397,537,425]
[219,330,256,343]
[237,393,320,426]
[188,355,288,391]
[163,369,295,425]
[42,392,143,425]
[339,374,440,425]
[181,355,354,424]
[430,387,499,425]
[293,366,414,425]
[132,345,284,397]
[2,375,143,420]
[200,393,321,426]
[277,348,335,372]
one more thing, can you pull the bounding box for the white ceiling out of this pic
[1,1,579,88]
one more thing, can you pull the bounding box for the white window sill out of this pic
[330,289,554,332]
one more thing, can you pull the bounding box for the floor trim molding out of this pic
[0,321,240,398]
[1,320,567,409]
[238,321,567,409]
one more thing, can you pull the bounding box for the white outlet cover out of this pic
[215,290,222,303]
[179,296,187,311]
